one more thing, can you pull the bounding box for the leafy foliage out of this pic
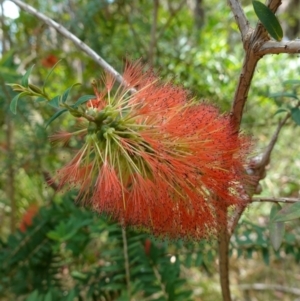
[0,195,192,301]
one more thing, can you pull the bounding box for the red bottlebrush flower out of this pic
[53,61,252,239]
[41,54,58,68]
[19,204,39,232]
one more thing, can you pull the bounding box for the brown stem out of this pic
[218,228,231,301]
[222,1,284,300]
[252,197,300,204]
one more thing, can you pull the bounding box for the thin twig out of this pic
[228,0,287,233]
[229,0,286,128]
[254,112,290,169]
[224,1,287,300]
[10,0,127,87]
[251,197,300,204]
[228,112,291,235]
[259,40,300,55]
[227,0,250,47]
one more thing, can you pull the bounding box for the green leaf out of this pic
[10,94,21,114]
[21,65,35,87]
[269,203,285,251]
[274,108,288,116]
[291,107,300,125]
[47,231,62,241]
[44,291,52,301]
[71,271,88,280]
[45,109,68,128]
[48,95,60,108]
[65,290,76,301]
[61,83,81,103]
[268,92,299,100]
[252,1,283,41]
[273,202,300,222]
[26,290,39,301]
[42,59,62,94]
[10,91,29,114]
[73,95,95,108]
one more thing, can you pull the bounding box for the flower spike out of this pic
[53,61,252,240]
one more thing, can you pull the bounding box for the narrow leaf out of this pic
[269,203,285,251]
[291,107,300,125]
[71,271,88,280]
[273,202,300,222]
[268,92,298,100]
[48,95,60,108]
[42,59,62,94]
[61,83,81,103]
[252,1,283,41]
[44,291,52,301]
[26,290,39,301]
[10,91,29,114]
[10,94,21,114]
[274,108,288,116]
[73,94,95,108]
[21,65,35,87]
[65,290,76,301]
[45,109,68,128]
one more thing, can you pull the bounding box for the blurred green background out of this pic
[0,0,300,300]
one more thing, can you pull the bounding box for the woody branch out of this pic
[220,0,297,300]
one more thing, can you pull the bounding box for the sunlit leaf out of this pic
[252,1,283,41]
[272,202,300,222]
[269,203,285,251]
[45,109,68,128]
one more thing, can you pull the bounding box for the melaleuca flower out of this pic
[51,61,251,239]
